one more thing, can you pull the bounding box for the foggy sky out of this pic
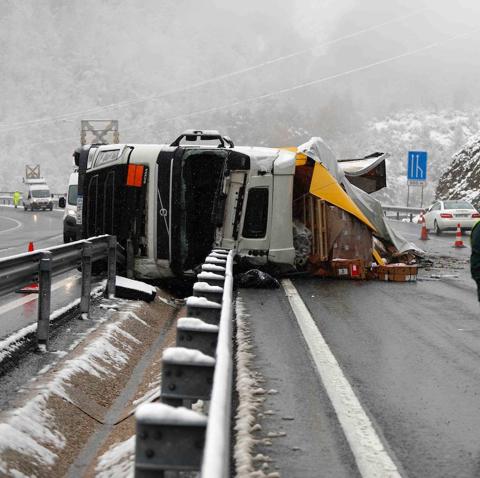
[0,0,479,191]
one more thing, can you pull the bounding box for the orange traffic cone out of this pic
[453,223,465,248]
[16,242,39,293]
[420,212,429,241]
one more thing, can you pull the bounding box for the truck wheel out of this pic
[293,220,312,269]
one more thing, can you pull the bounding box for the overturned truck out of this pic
[75,130,418,279]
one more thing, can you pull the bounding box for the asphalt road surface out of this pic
[243,219,480,478]
[0,205,83,341]
[0,204,64,257]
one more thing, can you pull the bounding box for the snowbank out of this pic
[0,300,140,475]
[95,436,135,478]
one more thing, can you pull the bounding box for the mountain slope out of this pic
[436,134,480,208]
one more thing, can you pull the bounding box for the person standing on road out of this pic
[470,220,480,301]
[12,191,21,208]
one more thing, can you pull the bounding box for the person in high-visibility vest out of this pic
[12,191,21,208]
[471,220,480,301]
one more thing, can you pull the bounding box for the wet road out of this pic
[0,205,63,257]
[0,206,83,341]
[390,218,472,260]
[294,277,480,478]
[243,220,480,478]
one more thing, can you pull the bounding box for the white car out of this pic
[424,199,480,234]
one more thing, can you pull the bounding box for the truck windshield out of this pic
[68,185,78,206]
[31,190,50,198]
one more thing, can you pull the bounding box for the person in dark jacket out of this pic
[471,220,480,301]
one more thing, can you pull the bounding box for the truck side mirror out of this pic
[58,197,66,208]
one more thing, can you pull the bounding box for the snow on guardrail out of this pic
[134,249,234,477]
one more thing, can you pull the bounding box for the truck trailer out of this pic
[75,130,412,279]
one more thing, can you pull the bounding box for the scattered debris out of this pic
[237,270,280,289]
[115,276,156,302]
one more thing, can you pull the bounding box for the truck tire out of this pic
[293,221,312,269]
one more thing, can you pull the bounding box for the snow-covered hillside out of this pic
[354,110,480,207]
[436,134,480,208]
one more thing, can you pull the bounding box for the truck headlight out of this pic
[67,209,76,217]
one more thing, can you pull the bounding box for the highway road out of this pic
[0,205,84,341]
[0,204,64,257]
[1,206,479,477]
[242,220,480,478]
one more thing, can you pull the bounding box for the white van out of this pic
[23,179,53,211]
[62,171,79,242]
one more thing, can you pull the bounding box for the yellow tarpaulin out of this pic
[309,162,376,232]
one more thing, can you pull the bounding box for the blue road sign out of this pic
[407,151,427,181]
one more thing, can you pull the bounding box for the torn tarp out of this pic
[297,137,422,255]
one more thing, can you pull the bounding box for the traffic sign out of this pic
[407,151,427,182]
[25,164,40,179]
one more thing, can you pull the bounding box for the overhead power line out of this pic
[121,27,480,136]
[0,7,427,134]
[24,26,479,149]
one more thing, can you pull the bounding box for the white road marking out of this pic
[0,216,22,234]
[282,278,402,478]
[0,275,79,317]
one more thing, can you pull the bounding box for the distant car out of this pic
[424,199,480,234]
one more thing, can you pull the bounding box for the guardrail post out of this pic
[80,241,92,317]
[37,251,52,352]
[160,347,216,406]
[410,213,413,222]
[135,403,207,477]
[176,318,219,357]
[106,235,117,298]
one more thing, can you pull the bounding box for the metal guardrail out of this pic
[134,249,233,477]
[0,235,116,350]
[382,204,424,222]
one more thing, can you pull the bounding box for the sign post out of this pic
[407,151,428,207]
